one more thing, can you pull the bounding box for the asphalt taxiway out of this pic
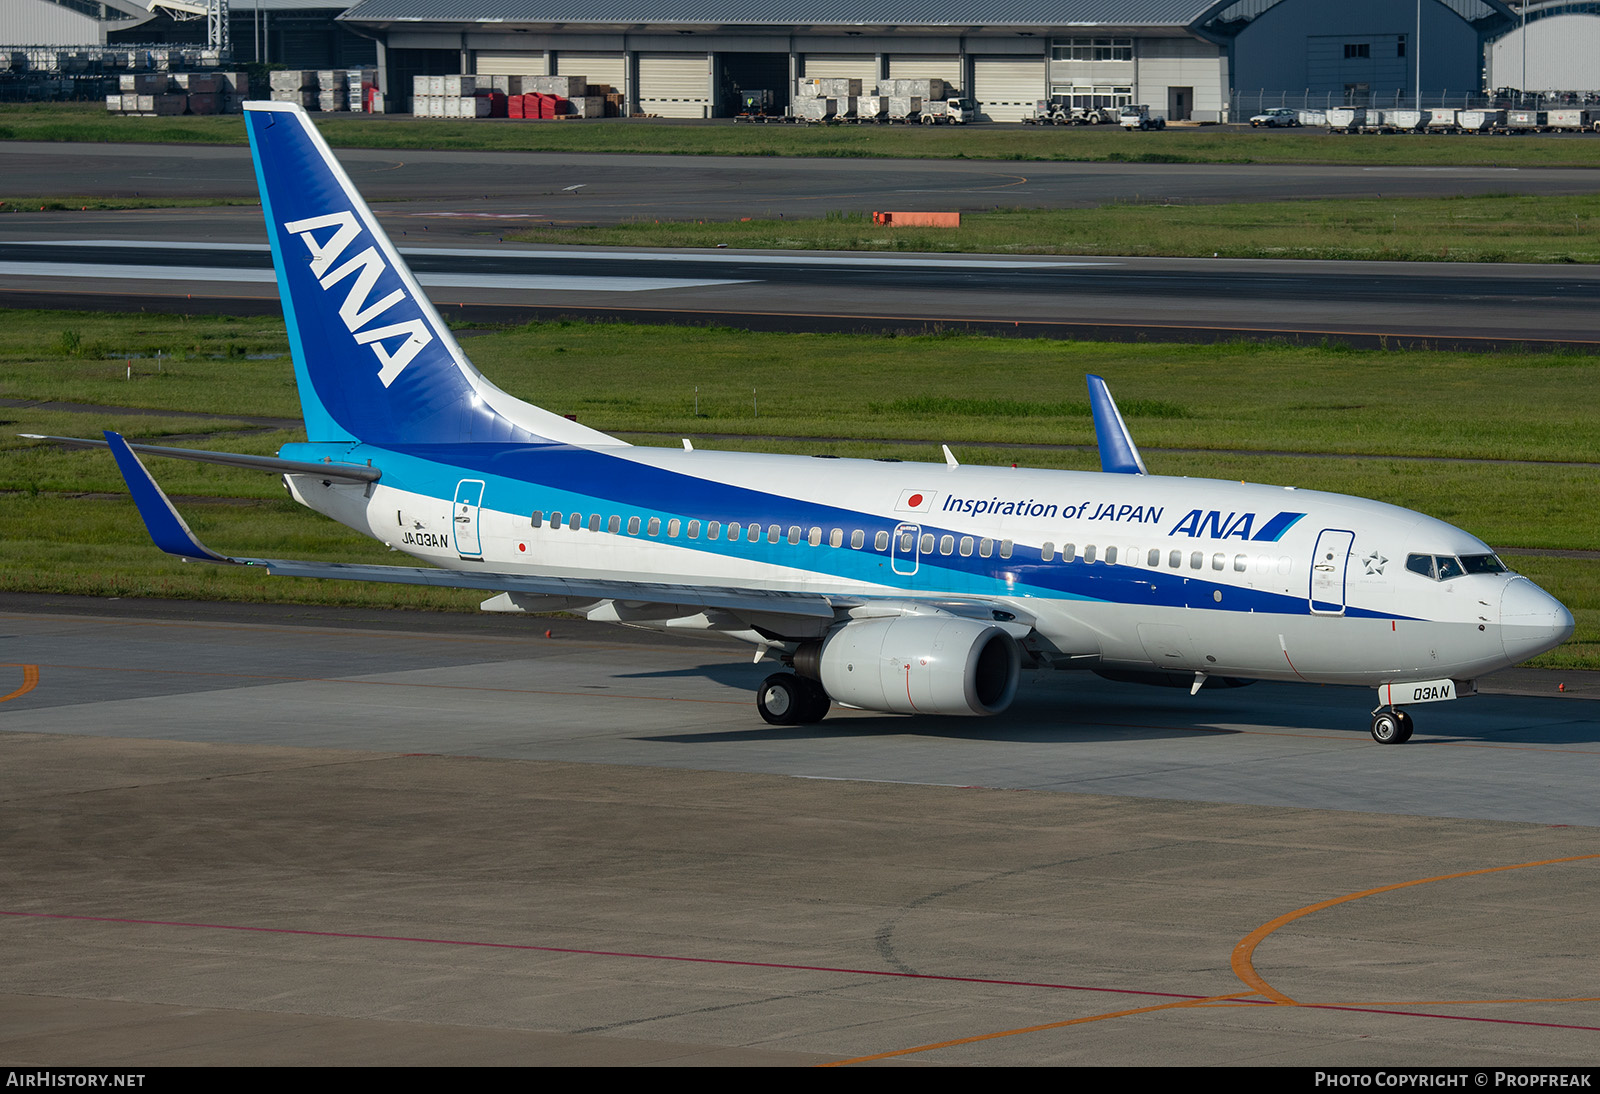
[3,598,1598,1065]
[4,142,1600,346]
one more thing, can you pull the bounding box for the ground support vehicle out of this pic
[1119,105,1166,130]
[1249,107,1299,127]
[921,97,977,124]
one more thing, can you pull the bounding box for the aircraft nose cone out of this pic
[1500,577,1575,663]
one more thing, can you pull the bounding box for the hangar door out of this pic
[887,53,960,85]
[801,53,878,85]
[973,56,1043,121]
[556,51,626,96]
[637,52,711,118]
[476,51,548,77]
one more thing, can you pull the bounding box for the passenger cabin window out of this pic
[608,515,621,534]
[570,513,582,531]
[728,522,741,541]
[830,528,843,548]
[1062,543,1076,563]
[849,529,863,550]
[1148,548,1161,567]
[959,536,973,557]
[531,511,543,528]
[939,535,954,556]
[687,520,700,539]
[667,519,681,538]
[647,517,661,536]
[919,533,934,554]
[875,531,890,551]
[627,516,641,535]
[1104,546,1117,565]
[979,538,993,558]
[588,514,600,532]
[1041,542,1056,562]
[707,521,721,541]
[1084,544,1097,564]
[551,511,564,529]
[999,540,1013,559]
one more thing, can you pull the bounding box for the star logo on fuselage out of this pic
[1362,552,1388,575]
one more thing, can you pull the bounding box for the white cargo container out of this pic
[1360,110,1394,133]
[886,95,923,121]
[1386,109,1429,131]
[1326,107,1365,132]
[1506,109,1545,131]
[1425,109,1458,131]
[268,70,313,92]
[1457,109,1503,132]
[796,97,836,122]
[1547,108,1595,130]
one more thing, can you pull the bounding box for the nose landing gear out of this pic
[1370,707,1415,744]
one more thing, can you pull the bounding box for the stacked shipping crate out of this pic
[105,71,250,116]
[108,68,376,115]
[793,76,948,121]
[410,74,615,118]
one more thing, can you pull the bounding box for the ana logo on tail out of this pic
[283,210,434,387]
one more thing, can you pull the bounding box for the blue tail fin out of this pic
[244,101,620,448]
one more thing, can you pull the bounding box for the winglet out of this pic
[103,431,233,563]
[1086,375,1148,476]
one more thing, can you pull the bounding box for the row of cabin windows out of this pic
[1038,542,1294,576]
[527,511,1290,574]
[532,510,1018,557]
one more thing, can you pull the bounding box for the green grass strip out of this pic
[10,102,1600,168]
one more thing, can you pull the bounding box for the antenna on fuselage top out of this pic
[1086,374,1148,476]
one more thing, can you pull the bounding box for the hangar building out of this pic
[336,0,1238,121]
[1486,2,1600,93]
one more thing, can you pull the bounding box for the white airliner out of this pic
[42,101,1573,743]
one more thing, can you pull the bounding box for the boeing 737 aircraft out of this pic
[39,101,1574,743]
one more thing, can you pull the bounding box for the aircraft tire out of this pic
[796,677,832,723]
[1371,710,1412,744]
[758,672,805,725]
[1395,709,1414,741]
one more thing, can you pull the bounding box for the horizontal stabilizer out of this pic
[103,431,231,562]
[24,434,380,483]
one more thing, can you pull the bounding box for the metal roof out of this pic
[1196,0,1515,35]
[339,0,1218,27]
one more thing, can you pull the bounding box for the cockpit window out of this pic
[1408,553,1495,581]
[1460,553,1508,575]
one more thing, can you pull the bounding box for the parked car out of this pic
[1249,107,1300,128]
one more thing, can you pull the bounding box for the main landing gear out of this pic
[1369,707,1415,744]
[756,672,832,726]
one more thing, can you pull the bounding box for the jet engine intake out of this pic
[796,615,1020,716]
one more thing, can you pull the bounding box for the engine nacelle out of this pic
[798,615,1021,716]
